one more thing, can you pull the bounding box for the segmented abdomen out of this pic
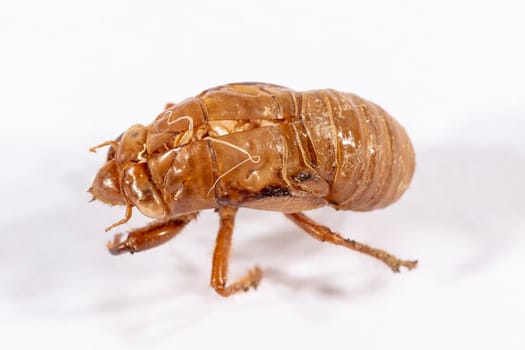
[297,89,415,211]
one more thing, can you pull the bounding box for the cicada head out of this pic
[89,158,125,206]
[89,124,167,221]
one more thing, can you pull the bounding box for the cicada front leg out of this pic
[107,213,197,255]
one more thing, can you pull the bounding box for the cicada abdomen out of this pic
[294,89,415,211]
[201,83,416,212]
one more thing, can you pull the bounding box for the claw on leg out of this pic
[106,233,125,255]
[106,213,197,255]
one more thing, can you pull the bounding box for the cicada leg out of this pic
[210,206,262,297]
[285,213,417,272]
[107,213,197,255]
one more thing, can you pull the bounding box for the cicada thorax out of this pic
[144,83,414,215]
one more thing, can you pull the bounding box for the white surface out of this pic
[1,1,525,349]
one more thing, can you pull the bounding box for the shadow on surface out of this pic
[1,145,524,342]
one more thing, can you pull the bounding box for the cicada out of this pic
[89,83,417,297]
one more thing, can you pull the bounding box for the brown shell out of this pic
[144,83,415,216]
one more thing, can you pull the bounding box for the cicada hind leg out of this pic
[286,213,418,272]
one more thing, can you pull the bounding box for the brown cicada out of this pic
[89,82,417,297]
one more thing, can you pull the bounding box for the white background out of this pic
[1,0,524,349]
